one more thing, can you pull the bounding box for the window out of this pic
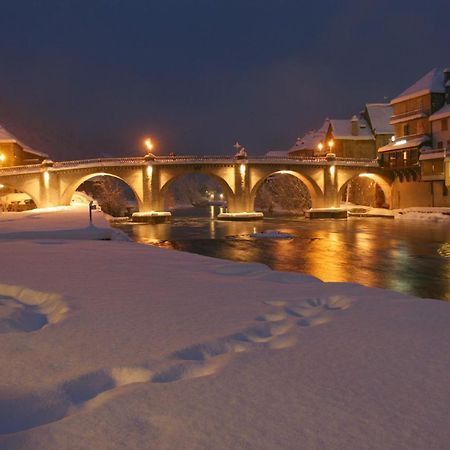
[442,118,448,131]
[438,141,443,149]
[444,183,448,197]
[403,123,410,136]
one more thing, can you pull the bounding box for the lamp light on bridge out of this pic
[328,139,334,149]
[240,163,246,178]
[43,170,50,189]
[317,142,324,152]
[144,137,154,152]
[0,153,5,163]
[143,137,156,160]
[329,165,335,177]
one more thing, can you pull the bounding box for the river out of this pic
[117,208,450,302]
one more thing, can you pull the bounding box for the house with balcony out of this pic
[378,68,450,207]
[0,124,48,167]
[378,68,449,171]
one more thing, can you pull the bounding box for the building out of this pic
[363,103,394,150]
[287,120,329,157]
[376,68,450,207]
[378,68,449,170]
[287,104,393,160]
[0,124,48,167]
[325,116,376,158]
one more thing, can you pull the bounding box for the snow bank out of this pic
[0,205,113,240]
[0,208,450,449]
[395,207,450,222]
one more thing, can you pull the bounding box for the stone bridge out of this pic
[0,155,391,215]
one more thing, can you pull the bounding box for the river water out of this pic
[118,208,450,302]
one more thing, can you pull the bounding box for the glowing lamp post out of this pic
[144,137,156,161]
[328,139,334,153]
[317,139,335,157]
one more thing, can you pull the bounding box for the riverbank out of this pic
[1,206,450,449]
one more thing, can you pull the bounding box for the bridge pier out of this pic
[132,160,172,222]
[217,159,264,220]
[323,156,339,208]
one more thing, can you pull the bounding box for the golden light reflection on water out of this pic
[119,216,450,301]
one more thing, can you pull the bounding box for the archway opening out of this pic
[340,174,390,208]
[0,183,37,212]
[254,172,312,215]
[74,175,139,217]
[161,173,230,217]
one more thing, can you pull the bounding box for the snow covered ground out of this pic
[1,206,450,449]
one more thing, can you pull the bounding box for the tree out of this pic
[255,174,312,214]
[79,177,128,217]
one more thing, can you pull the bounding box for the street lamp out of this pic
[143,137,156,160]
[317,140,335,156]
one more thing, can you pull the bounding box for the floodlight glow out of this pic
[144,138,154,152]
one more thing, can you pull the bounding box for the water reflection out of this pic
[117,211,450,301]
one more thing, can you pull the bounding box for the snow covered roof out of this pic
[365,104,394,134]
[288,119,329,153]
[378,135,430,153]
[430,103,450,121]
[330,118,374,140]
[0,124,18,142]
[391,68,448,104]
[0,124,48,158]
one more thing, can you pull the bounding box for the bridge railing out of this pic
[0,155,380,176]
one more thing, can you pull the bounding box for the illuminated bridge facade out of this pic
[0,155,391,214]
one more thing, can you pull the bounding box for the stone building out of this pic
[0,124,48,167]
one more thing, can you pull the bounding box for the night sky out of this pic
[0,0,448,160]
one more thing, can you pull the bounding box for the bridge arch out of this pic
[0,182,40,210]
[338,172,392,208]
[250,170,323,211]
[60,172,144,210]
[159,172,236,211]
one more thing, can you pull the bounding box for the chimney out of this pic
[351,115,359,136]
[445,68,450,104]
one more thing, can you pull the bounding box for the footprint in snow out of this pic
[0,294,356,434]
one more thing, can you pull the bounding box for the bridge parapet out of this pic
[0,154,388,214]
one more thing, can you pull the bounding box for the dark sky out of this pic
[0,0,449,160]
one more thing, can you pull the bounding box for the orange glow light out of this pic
[328,140,334,148]
[144,138,154,152]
